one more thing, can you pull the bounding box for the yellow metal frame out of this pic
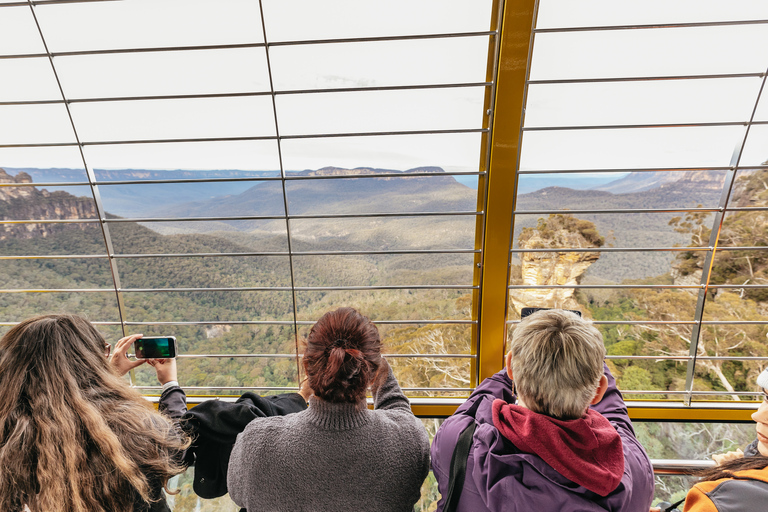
[476,0,537,382]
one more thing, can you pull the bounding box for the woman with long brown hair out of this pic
[227,307,431,512]
[681,368,768,511]
[0,314,190,512]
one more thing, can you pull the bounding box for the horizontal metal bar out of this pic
[527,72,765,85]
[1,82,493,107]
[1,0,117,7]
[169,353,475,359]
[709,284,768,288]
[0,319,477,327]
[267,31,496,47]
[514,206,718,215]
[507,320,698,325]
[517,166,734,174]
[104,210,481,223]
[0,254,108,260]
[652,459,714,475]
[0,31,495,60]
[523,120,747,132]
[510,246,711,253]
[533,18,768,33]
[0,128,488,148]
[508,284,700,289]
[0,181,91,187]
[108,249,481,259]
[722,206,768,212]
[510,246,764,253]
[701,320,768,325]
[605,355,689,360]
[118,285,477,292]
[0,218,99,224]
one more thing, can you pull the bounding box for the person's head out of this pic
[303,307,383,403]
[753,368,768,457]
[0,315,188,512]
[506,309,607,420]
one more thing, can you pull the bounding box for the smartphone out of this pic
[134,336,177,359]
[520,307,582,318]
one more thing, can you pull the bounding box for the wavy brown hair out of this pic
[0,315,190,512]
[303,307,383,403]
[695,455,768,481]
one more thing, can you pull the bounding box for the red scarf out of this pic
[492,399,624,496]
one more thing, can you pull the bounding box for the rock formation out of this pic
[509,214,601,313]
[0,168,98,240]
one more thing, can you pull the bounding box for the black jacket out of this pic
[180,392,307,500]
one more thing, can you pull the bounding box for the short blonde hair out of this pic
[509,309,605,420]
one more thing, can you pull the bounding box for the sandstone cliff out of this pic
[0,168,98,240]
[509,214,602,314]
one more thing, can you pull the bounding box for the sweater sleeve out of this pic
[158,385,187,421]
[373,363,411,412]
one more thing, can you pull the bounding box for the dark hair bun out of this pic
[304,308,382,403]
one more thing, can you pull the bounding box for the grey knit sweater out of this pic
[227,367,430,512]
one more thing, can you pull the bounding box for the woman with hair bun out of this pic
[227,307,430,512]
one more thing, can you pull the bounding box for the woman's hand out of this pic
[109,334,147,376]
[148,357,178,386]
[711,448,743,465]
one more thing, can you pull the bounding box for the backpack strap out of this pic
[443,419,477,512]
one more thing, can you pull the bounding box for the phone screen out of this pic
[134,337,177,359]
[520,307,582,318]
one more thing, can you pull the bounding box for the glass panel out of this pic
[166,468,240,512]
[0,184,95,219]
[517,170,727,210]
[70,96,276,142]
[97,180,286,219]
[537,0,768,28]
[607,360,689,398]
[292,253,475,287]
[276,87,485,136]
[286,174,477,215]
[107,220,289,255]
[530,25,768,80]
[295,289,472,322]
[280,132,484,174]
[0,146,86,172]
[132,355,299,394]
[270,37,490,91]
[519,126,744,170]
[0,257,113,289]
[262,0,493,41]
[0,291,120,322]
[34,0,264,52]
[289,216,478,251]
[525,79,760,127]
[0,57,61,101]
[83,141,281,174]
[0,104,76,144]
[122,290,294,322]
[56,48,271,99]
[635,421,758,504]
[390,355,471,396]
[510,212,713,250]
[702,288,768,323]
[0,6,46,55]
[507,287,697,321]
[709,250,768,291]
[715,210,768,247]
[738,125,768,165]
[118,255,292,289]
[691,323,768,399]
[0,223,104,256]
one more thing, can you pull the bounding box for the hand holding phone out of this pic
[134,336,177,359]
[109,334,147,376]
[148,357,178,386]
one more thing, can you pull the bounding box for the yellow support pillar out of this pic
[477,0,537,382]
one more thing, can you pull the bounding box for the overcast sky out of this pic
[1,0,768,177]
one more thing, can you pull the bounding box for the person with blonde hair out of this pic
[0,314,190,512]
[431,308,654,512]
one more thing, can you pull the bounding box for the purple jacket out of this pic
[431,364,654,512]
